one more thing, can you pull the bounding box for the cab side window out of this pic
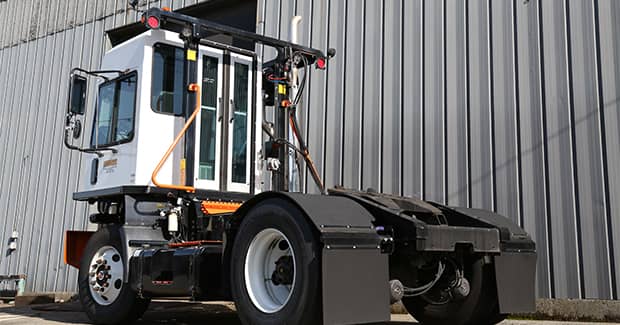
[151,43,184,115]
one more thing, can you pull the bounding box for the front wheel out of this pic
[230,199,321,325]
[78,226,150,325]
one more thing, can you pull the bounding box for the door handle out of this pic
[217,97,223,122]
[229,99,235,123]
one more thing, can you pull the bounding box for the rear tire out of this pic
[230,198,321,325]
[402,258,503,325]
[78,225,150,325]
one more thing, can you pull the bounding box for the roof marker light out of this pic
[316,57,327,70]
[146,16,160,29]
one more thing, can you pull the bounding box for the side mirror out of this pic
[69,75,87,115]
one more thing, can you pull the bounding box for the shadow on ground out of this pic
[0,300,416,324]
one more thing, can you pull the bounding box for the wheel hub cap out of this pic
[88,246,123,306]
[244,228,296,313]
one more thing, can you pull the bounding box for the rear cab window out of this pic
[91,72,138,147]
[151,43,184,115]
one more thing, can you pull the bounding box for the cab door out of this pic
[194,47,224,190]
[194,48,254,193]
[226,53,253,193]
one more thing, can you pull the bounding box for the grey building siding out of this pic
[0,0,618,302]
[0,0,207,293]
[257,0,620,300]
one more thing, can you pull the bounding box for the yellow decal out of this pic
[180,158,186,186]
[278,84,286,95]
[187,49,197,61]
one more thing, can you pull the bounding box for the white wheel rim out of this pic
[88,246,124,306]
[244,228,296,313]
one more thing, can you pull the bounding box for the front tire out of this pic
[230,199,321,325]
[78,225,150,324]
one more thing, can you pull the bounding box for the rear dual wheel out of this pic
[402,258,506,325]
[230,199,321,325]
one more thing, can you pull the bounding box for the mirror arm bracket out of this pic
[63,120,118,157]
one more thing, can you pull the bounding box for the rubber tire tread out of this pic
[402,258,503,325]
[78,225,150,325]
[230,198,321,325]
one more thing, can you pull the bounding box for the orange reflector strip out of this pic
[64,230,94,268]
[200,200,242,215]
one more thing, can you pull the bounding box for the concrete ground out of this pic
[0,300,617,325]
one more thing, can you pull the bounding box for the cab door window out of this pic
[91,73,137,147]
[198,55,220,180]
[231,62,249,184]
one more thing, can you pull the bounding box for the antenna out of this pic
[128,0,139,10]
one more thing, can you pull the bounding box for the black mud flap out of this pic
[277,193,391,325]
[322,246,389,325]
[494,251,537,313]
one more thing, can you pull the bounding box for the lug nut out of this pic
[89,272,96,277]
[96,258,104,264]
[91,264,98,269]
[103,283,110,287]
[90,281,96,286]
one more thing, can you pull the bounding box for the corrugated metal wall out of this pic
[0,0,619,301]
[257,0,620,300]
[0,0,208,293]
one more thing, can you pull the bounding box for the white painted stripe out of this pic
[0,316,26,322]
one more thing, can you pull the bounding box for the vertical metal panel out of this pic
[515,0,552,298]
[401,0,423,199]
[381,0,402,195]
[361,0,383,192]
[323,0,346,189]
[22,32,59,293]
[303,0,327,193]
[422,0,444,202]
[467,0,494,211]
[567,0,612,299]
[491,0,520,225]
[445,0,468,206]
[540,0,581,299]
[341,0,364,191]
[597,0,620,300]
[0,45,20,280]
[13,33,44,290]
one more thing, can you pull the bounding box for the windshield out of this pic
[91,73,138,147]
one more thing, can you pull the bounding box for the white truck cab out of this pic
[72,29,261,194]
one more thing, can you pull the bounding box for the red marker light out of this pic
[146,16,160,29]
[316,57,327,70]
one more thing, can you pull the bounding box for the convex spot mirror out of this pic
[69,75,87,115]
